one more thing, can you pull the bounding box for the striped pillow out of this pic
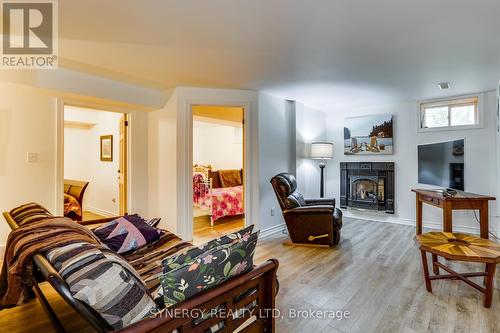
[9,202,52,226]
[46,242,158,330]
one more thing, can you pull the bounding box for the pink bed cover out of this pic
[196,185,244,223]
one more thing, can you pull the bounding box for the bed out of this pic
[193,166,244,226]
[2,211,279,333]
[63,179,89,221]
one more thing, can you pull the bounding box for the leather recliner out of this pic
[270,173,343,247]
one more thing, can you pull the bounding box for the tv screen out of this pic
[417,139,465,190]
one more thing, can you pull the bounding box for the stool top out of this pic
[415,232,500,263]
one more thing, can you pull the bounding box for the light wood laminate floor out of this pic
[193,215,244,245]
[1,218,499,332]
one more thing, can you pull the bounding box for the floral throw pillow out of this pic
[161,224,254,272]
[159,231,259,307]
[93,215,161,254]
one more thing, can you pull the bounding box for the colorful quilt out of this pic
[205,186,244,223]
[193,173,209,207]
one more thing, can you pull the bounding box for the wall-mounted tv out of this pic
[417,139,465,190]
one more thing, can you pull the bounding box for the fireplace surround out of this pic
[340,162,395,213]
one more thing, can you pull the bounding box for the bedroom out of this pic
[192,105,245,244]
[63,106,128,221]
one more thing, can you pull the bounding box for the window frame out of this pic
[417,94,483,133]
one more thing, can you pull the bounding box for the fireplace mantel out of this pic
[340,162,395,214]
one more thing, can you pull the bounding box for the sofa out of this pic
[2,206,279,333]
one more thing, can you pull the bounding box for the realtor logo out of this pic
[1,0,58,68]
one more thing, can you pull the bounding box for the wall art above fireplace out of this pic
[340,162,395,214]
[344,114,394,155]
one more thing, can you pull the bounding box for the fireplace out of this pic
[340,162,394,213]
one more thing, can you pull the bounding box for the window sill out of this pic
[417,123,483,133]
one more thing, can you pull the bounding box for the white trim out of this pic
[55,100,133,216]
[83,206,116,218]
[259,223,286,239]
[417,93,484,133]
[177,94,258,242]
[342,209,498,235]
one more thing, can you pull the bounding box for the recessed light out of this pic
[438,82,451,90]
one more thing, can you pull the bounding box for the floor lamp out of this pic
[311,142,334,198]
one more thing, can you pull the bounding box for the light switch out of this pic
[27,152,38,163]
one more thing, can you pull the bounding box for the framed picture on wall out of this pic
[344,114,394,155]
[100,135,113,162]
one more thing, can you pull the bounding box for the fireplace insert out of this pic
[340,162,394,213]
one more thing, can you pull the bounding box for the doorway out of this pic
[62,105,128,221]
[191,105,245,244]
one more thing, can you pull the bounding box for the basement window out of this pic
[419,96,480,131]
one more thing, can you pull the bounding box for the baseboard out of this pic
[260,223,285,239]
[342,208,498,236]
[83,206,116,218]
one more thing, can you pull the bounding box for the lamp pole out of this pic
[319,160,325,198]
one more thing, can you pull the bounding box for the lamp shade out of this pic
[311,142,334,159]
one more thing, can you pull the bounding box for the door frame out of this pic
[181,99,257,242]
[55,99,132,217]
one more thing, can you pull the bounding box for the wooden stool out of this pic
[415,232,500,308]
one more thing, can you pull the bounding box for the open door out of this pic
[191,106,245,244]
[119,114,128,215]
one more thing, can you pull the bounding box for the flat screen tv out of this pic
[417,139,465,190]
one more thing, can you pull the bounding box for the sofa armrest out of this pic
[305,198,335,206]
[283,205,334,215]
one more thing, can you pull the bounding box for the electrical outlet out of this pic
[26,152,38,163]
[271,207,275,216]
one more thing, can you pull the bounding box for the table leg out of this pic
[420,250,432,292]
[432,254,439,275]
[479,201,489,239]
[443,201,452,233]
[484,263,496,308]
[416,195,423,234]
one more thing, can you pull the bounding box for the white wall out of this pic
[148,87,259,240]
[64,107,122,215]
[258,93,296,231]
[0,83,57,249]
[325,90,498,235]
[193,123,243,170]
[0,80,151,257]
[295,102,328,198]
[148,89,179,233]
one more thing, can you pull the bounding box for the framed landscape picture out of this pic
[344,114,393,155]
[100,135,113,161]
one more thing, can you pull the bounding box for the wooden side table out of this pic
[415,232,500,308]
[412,189,495,239]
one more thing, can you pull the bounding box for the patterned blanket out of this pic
[193,173,209,208]
[124,230,192,294]
[197,186,244,223]
[0,217,101,307]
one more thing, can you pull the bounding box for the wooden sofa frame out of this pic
[3,213,279,333]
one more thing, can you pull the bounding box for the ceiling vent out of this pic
[438,82,451,90]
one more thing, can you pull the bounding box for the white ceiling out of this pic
[57,0,500,110]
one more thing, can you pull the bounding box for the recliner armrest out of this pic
[283,205,334,215]
[305,198,335,206]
